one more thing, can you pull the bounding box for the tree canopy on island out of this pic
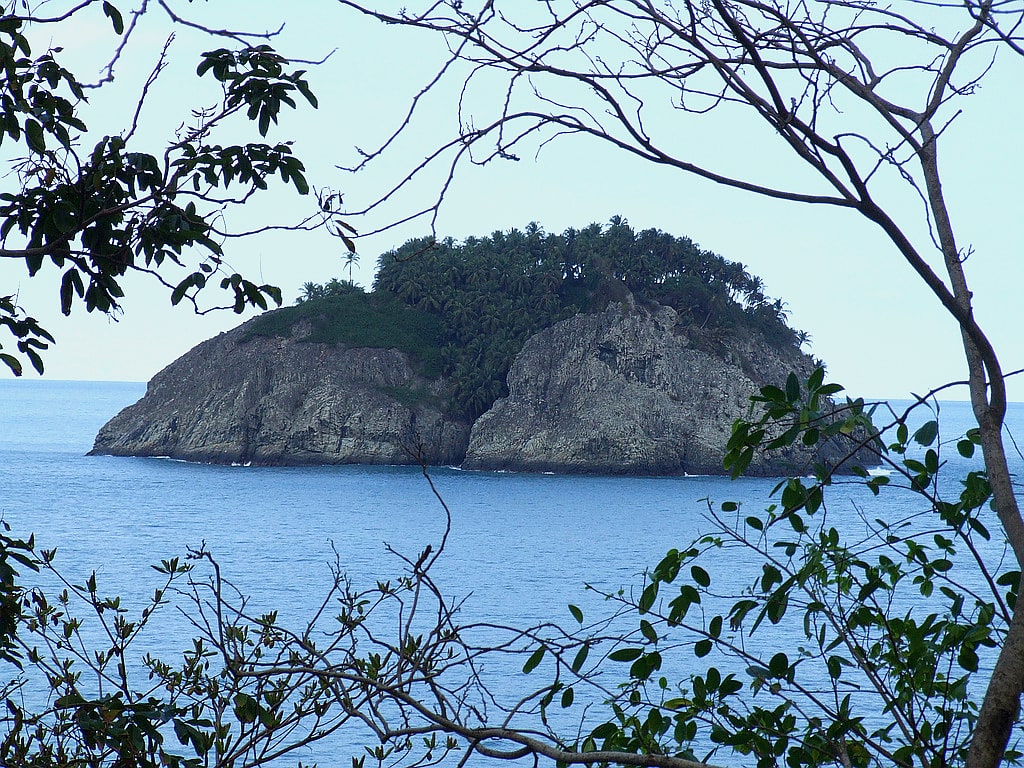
[270,217,801,419]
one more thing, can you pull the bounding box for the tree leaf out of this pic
[102,2,125,35]
[785,372,800,403]
[522,645,545,674]
[571,643,589,673]
[638,582,658,613]
[608,647,642,662]
[690,565,711,588]
[913,420,938,447]
[0,353,23,376]
[24,119,45,154]
[560,687,574,708]
[640,619,658,644]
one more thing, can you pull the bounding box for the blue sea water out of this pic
[1,379,1022,765]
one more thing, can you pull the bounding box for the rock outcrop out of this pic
[90,319,471,466]
[463,303,832,475]
[93,301,854,475]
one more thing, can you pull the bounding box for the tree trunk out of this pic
[919,120,1024,768]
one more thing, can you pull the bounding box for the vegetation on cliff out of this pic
[249,218,802,419]
[245,288,445,376]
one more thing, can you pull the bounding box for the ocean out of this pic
[1,379,1021,765]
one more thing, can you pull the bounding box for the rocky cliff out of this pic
[90,319,471,466]
[92,301,851,475]
[463,302,835,475]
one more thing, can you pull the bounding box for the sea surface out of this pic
[2,379,1022,765]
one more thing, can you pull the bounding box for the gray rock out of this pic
[93,302,857,475]
[463,303,837,475]
[90,319,471,466]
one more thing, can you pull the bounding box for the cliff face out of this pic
[90,320,471,466]
[93,302,850,475]
[463,303,829,475]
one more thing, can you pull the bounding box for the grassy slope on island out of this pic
[244,290,445,378]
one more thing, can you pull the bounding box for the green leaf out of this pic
[640,619,658,644]
[233,692,258,724]
[765,591,789,626]
[52,203,77,234]
[608,647,643,662]
[560,687,574,708]
[571,643,589,673]
[0,353,23,376]
[292,171,310,195]
[996,570,1021,587]
[690,565,711,588]
[102,2,125,35]
[258,702,279,728]
[25,347,44,375]
[694,639,712,658]
[913,420,939,446]
[59,269,83,314]
[827,656,844,680]
[522,645,546,674]
[958,645,979,673]
[630,650,661,680]
[785,372,801,403]
[808,366,824,393]
[768,652,789,677]
[638,581,658,613]
[760,564,782,593]
[171,277,191,306]
[726,446,754,479]
[24,119,45,153]
[568,604,583,623]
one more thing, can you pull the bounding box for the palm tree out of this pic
[344,250,360,282]
[297,281,324,304]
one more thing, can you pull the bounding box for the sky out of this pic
[1,1,1022,402]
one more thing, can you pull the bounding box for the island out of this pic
[91,220,856,476]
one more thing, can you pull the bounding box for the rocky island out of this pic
[92,220,856,475]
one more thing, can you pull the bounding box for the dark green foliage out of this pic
[295,277,364,303]
[371,227,570,418]
[245,289,444,377]
[365,218,797,418]
[0,523,36,666]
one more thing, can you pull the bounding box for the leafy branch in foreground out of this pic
[572,374,1015,768]
[0,2,347,375]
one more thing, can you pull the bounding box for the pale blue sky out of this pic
[2,2,1021,402]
